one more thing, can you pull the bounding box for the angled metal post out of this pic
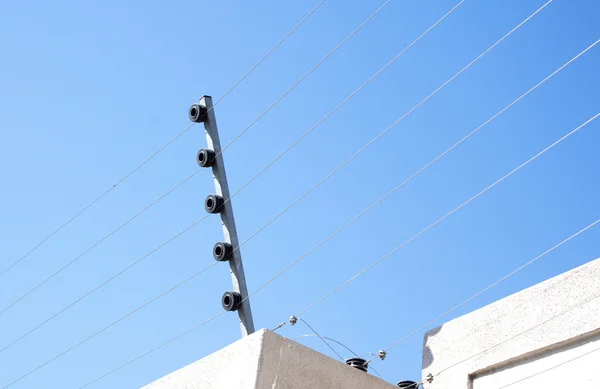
[197,95,255,336]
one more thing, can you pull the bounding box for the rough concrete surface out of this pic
[422,257,600,389]
[143,329,398,389]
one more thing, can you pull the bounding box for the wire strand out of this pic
[295,113,599,318]
[0,1,327,278]
[214,0,394,159]
[0,215,211,355]
[0,169,201,317]
[298,318,345,361]
[371,0,554,144]
[1,261,219,388]
[215,0,330,106]
[76,311,227,389]
[293,334,360,357]
[0,0,390,316]
[380,218,600,358]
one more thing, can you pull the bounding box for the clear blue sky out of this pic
[1,0,599,387]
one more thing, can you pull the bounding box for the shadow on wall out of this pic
[422,325,443,370]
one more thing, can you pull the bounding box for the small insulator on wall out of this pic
[345,358,368,373]
[397,381,419,388]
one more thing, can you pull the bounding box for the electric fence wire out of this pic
[293,334,361,358]
[372,218,600,362]
[0,0,329,279]
[76,310,228,389]
[206,0,563,339]
[6,1,566,386]
[0,0,393,316]
[72,106,598,389]
[0,0,461,347]
[0,217,216,356]
[263,2,600,328]
[0,171,202,317]
[208,0,394,165]
[271,6,600,331]
[298,318,345,361]
[1,261,220,388]
[293,113,599,321]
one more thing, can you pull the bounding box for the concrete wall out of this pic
[142,328,264,389]
[144,329,398,389]
[422,258,600,389]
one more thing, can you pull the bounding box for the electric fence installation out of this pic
[189,96,255,336]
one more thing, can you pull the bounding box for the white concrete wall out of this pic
[144,329,398,389]
[422,258,600,389]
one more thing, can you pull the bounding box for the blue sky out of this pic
[1,0,599,387]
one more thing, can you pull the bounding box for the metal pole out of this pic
[198,95,255,336]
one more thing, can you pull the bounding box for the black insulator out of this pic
[222,291,242,311]
[345,358,368,373]
[189,103,207,123]
[213,241,233,262]
[197,149,216,168]
[397,381,419,388]
[205,194,224,214]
